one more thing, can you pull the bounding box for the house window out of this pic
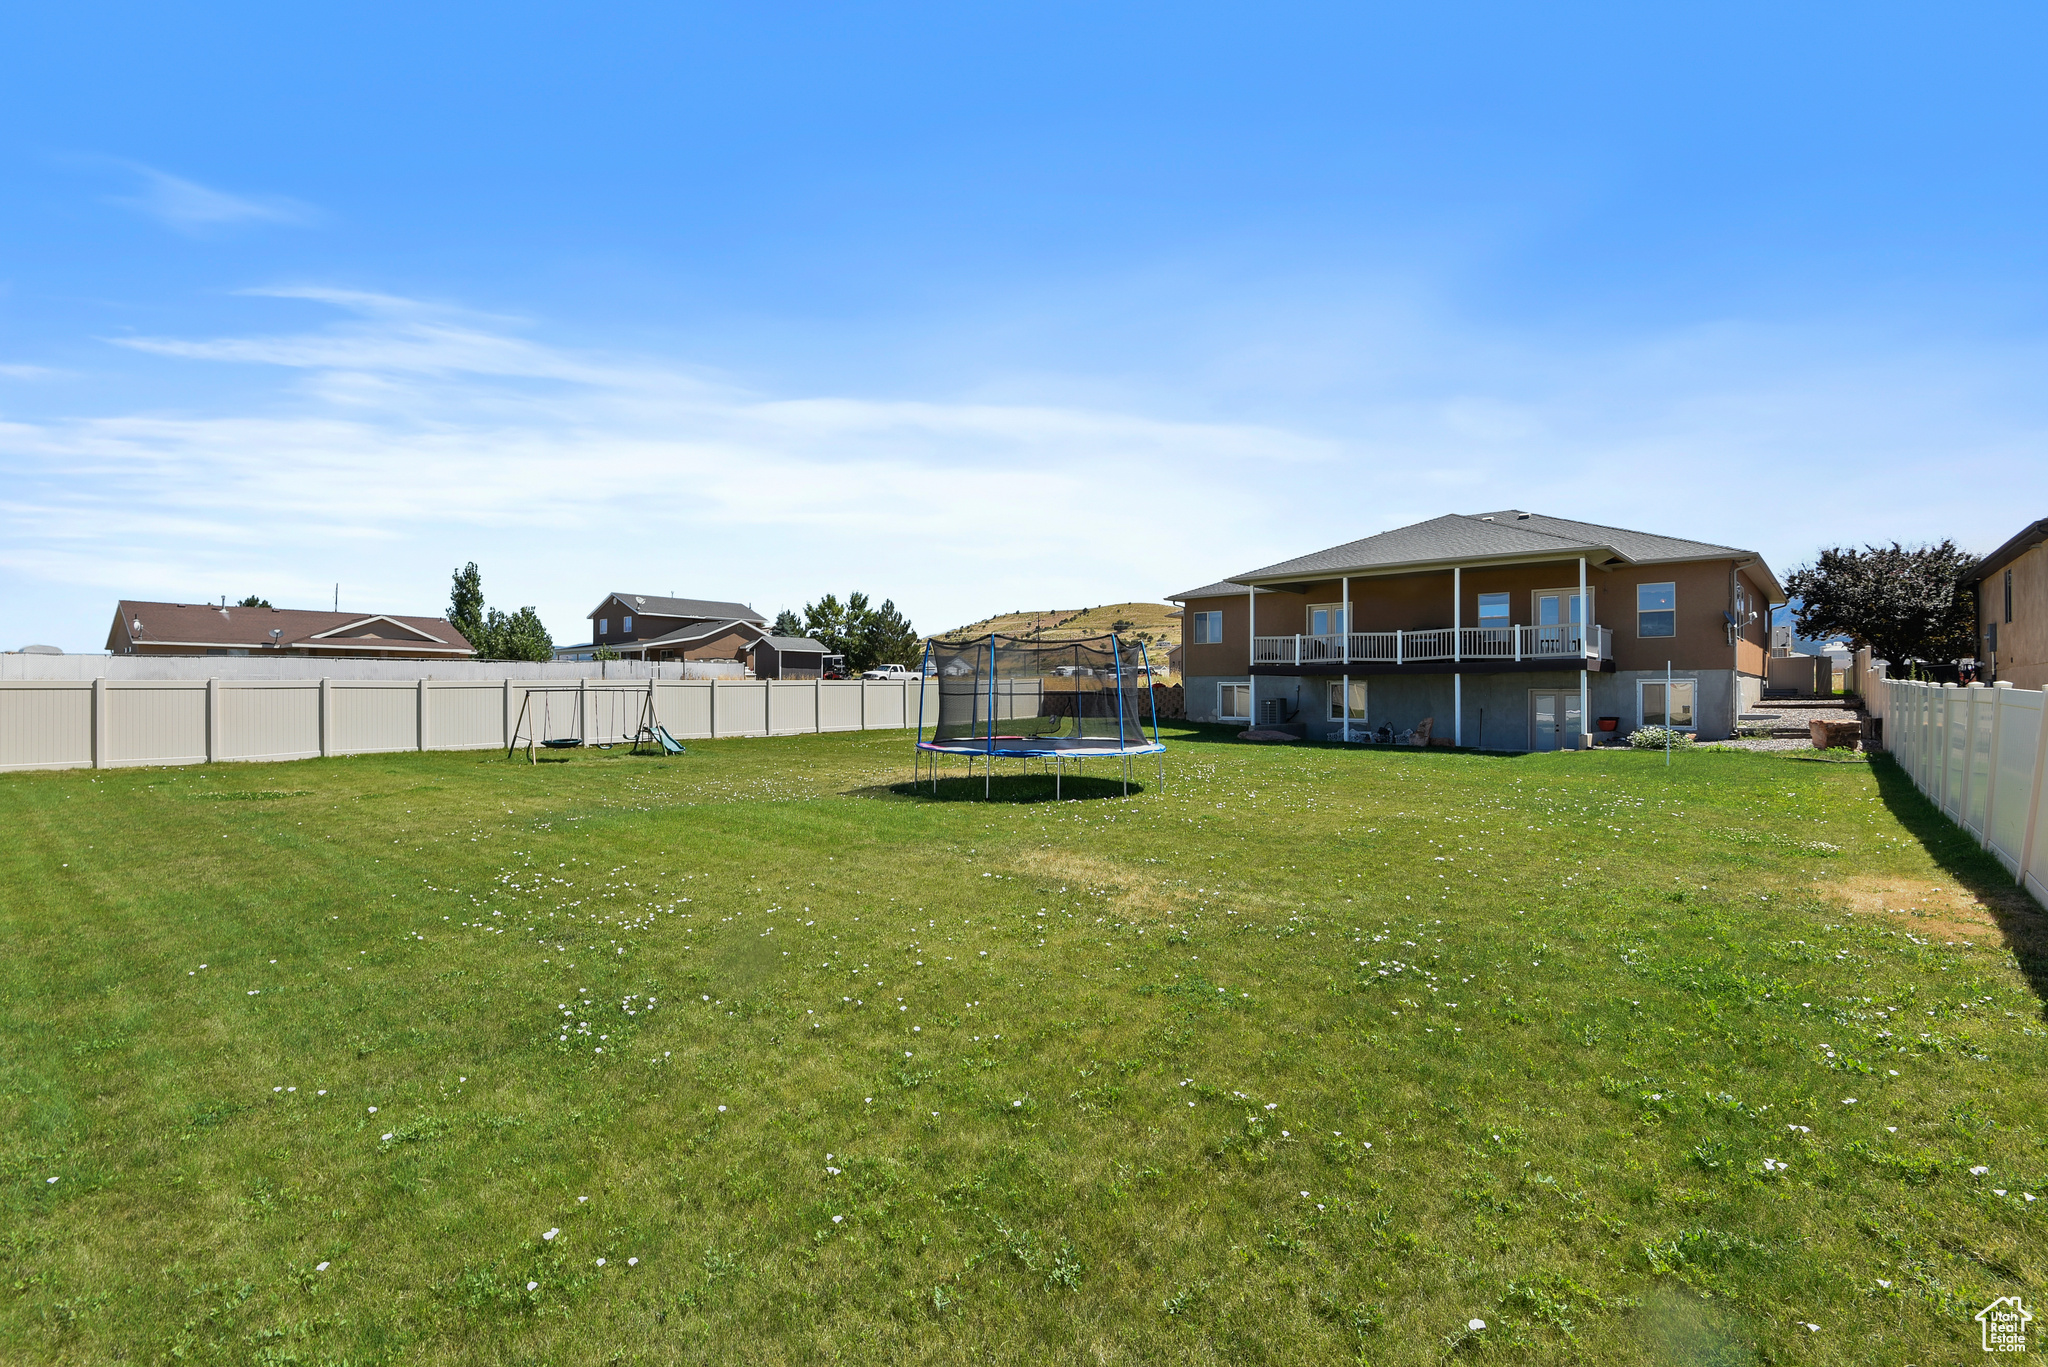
[1308,603,1346,637]
[1638,583,1677,637]
[599,618,609,636]
[1191,610,1224,645]
[1218,682,1251,721]
[2006,569,2014,624]
[1987,622,1998,654]
[1327,680,1366,721]
[1477,593,1510,628]
[1640,679,1696,729]
[623,615,633,633]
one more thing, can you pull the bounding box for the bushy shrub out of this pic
[1629,726,1695,750]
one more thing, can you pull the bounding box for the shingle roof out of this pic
[1233,511,1775,593]
[632,618,768,647]
[594,593,766,624]
[1166,580,1249,601]
[760,635,829,653]
[107,601,474,654]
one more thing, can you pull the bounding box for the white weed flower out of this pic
[628,1257,638,1266]
[595,1258,605,1267]
[1468,1318,1486,1331]
[315,1262,329,1272]
[527,1281,538,1291]
[543,1228,559,1241]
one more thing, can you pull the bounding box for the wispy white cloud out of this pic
[3,291,1334,640]
[6,285,2046,654]
[106,163,316,235]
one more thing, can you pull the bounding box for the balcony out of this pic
[1252,624,1612,668]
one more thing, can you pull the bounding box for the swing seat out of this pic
[540,738,584,749]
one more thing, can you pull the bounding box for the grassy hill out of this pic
[937,601,1182,671]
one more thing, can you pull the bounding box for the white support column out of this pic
[1247,584,1257,726]
[91,677,106,769]
[1453,566,1461,663]
[321,678,333,757]
[1578,556,1590,745]
[1341,576,1350,665]
[1454,673,1462,747]
[205,677,219,763]
[1342,672,1351,743]
[417,678,430,752]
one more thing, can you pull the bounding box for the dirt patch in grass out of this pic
[1005,848,1182,920]
[1823,871,2042,945]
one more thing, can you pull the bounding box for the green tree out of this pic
[447,563,486,648]
[1784,541,1979,673]
[855,598,920,672]
[237,595,273,609]
[771,608,804,638]
[493,606,556,662]
[803,594,854,658]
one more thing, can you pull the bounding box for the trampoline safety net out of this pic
[918,633,1164,756]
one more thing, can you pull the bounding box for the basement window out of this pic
[1218,682,1250,721]
[1640,679,1695,729]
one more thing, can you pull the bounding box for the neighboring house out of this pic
[107,601,474,660]
[1169,510,1782,749]
[1971,517,2048,689]
[558,593,769,664]
[751,635,832,680]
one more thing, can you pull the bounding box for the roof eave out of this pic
[1233,543,1631,585]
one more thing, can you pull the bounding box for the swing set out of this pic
[506,684,687,762]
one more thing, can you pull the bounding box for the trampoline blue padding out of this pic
[918,737,1165,760]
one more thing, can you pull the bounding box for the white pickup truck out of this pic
[861,663,921,681]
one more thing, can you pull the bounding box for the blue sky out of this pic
[3,4,2045,650]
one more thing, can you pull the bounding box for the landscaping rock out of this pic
[1808,717,1862,750]
[1237,728,1301,744]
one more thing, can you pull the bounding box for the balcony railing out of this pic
[1252,624,1612,667]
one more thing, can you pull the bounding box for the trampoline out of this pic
[914,632,1166,799]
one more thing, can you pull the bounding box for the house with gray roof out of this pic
[1169,510,1783,747]
[556,593,769,664]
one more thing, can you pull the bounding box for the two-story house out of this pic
[1971,517,2048,690]
[1170,511,1782,748]
[564,593,770,665]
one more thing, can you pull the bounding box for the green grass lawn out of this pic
[2,726,2043,1364]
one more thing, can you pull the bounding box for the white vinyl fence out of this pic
[1868,678,2048,902]
[0,676,942,775]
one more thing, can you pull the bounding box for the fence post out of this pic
[206,678,219,763]
[91,677,106,769]
[417,678,430,752]
[502,678,512,747]
[860,681,867,731]
[2019,684,2048,891]
[578,677,589,742]
[319,678,332,757]
[709,678,718,739]
[815,675,822,733]
[1984,682,2011,848]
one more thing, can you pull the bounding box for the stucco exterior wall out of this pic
[1983,540,2048,690]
